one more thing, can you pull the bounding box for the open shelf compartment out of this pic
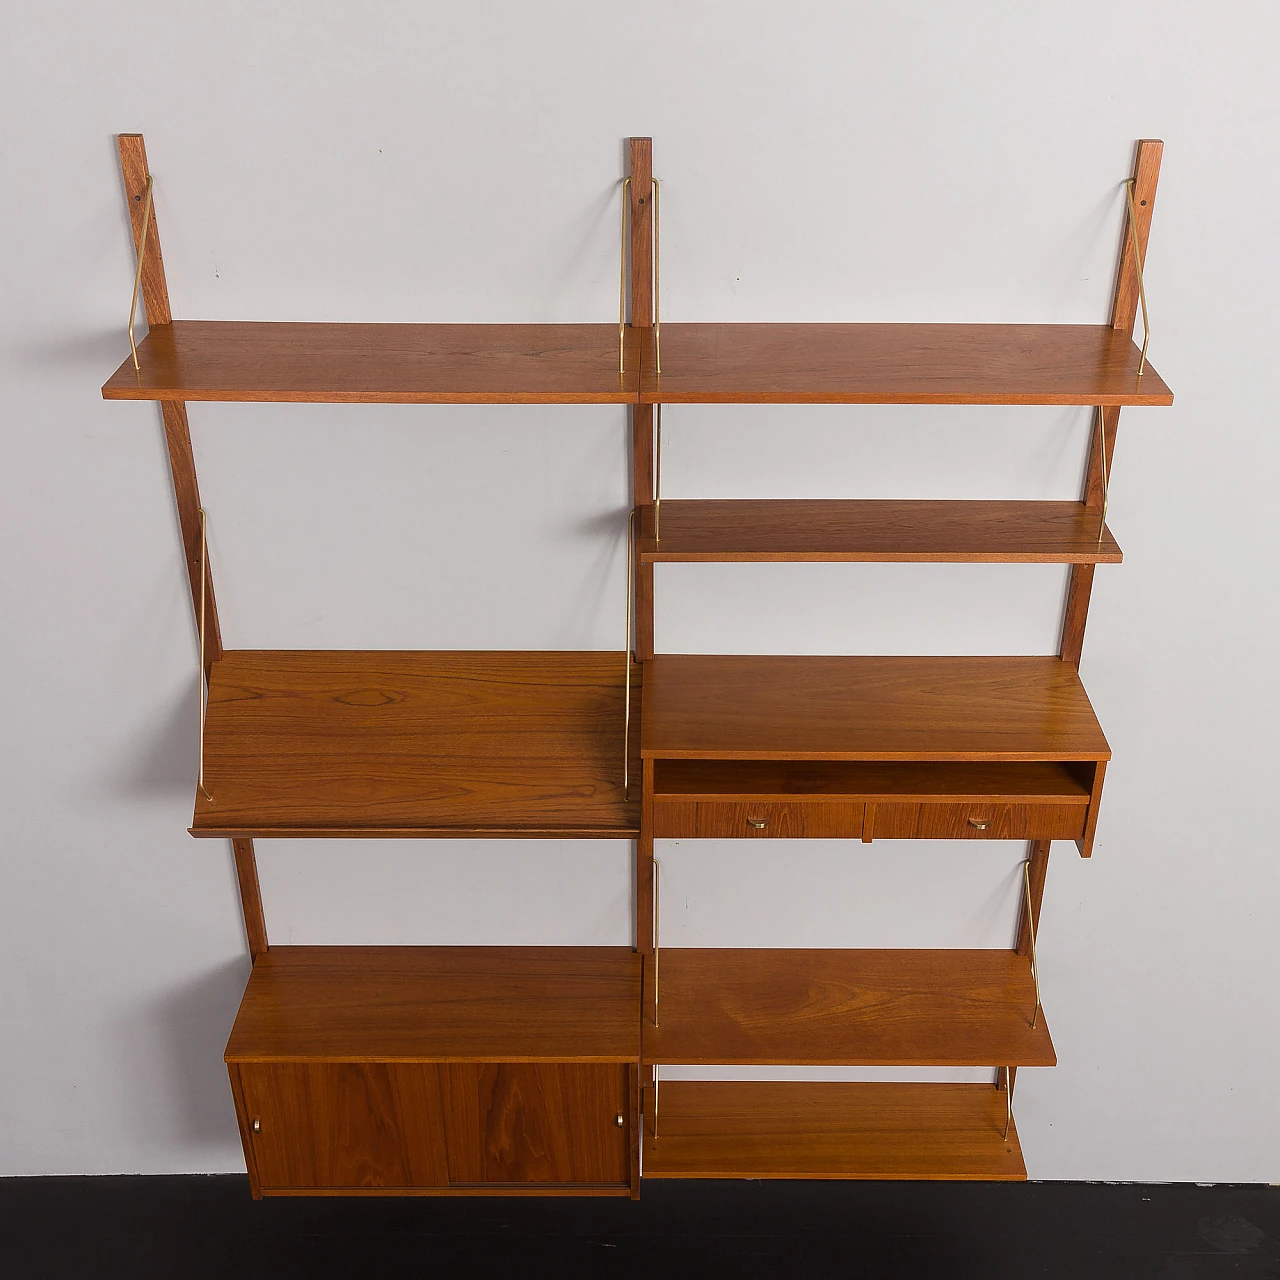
[192,650,641,839]
[642,1081,1025,1180]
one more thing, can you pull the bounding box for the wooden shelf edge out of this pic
[190,824,640,840]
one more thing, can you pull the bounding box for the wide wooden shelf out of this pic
[642,1081,1025,1180]
[225,946,641,1064]
[192,650,640,839]
[638,499,1121,563]
[643,949,1053,1066]
[638,323,1172,405]
[642,654,1110,763]
[102,321,642,404]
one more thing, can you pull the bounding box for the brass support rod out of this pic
[127,174,154,370]
[1124,178,1151,375]
[619,177,631,374]
[624,508,635,796]
[1003,1066,1014,1140]
[1095,407,1112,543]
[654,405,663,542]
[651,178,661,376]
[198,508,213,801]
[1023,860,1041,1028]
[652,855,661,1027]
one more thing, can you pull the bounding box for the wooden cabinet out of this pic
[232,1060,630,1194]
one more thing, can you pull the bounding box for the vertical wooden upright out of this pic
[117,134,266,961]
[1018,140,1163,955]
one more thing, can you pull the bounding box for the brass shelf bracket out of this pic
[127,173,154,370]
[652,855,661,1027]
[1124,178,1152,376]
[654,404,663,542]
[618,177,631,375]
[624,507,636,797]
[1002,1066,1015,1141]
[198,508,213,802]
[651,177,661,376]
[1022,859,1041,1028]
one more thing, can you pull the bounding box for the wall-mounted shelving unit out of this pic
[104,134,1169,1196]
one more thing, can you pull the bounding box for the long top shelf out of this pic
[101,320,1171,406]
[102,322,642,404]
[641,655,1110,762]
[639,323,1172,405]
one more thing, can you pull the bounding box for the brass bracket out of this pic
[127,173,154,370]
[651,855,661,1027]
[1124,178,1151,375]
[624,508,635,796]
[198,508,213,801]
[1022,859,1040,1028]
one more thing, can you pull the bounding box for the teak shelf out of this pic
[104,133,1171,1196]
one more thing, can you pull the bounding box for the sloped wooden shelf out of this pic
[642,1081,1025,1180]
[643,949,1053,1066]
[638,499,1121,563]
[225,946,641,1063]
[191,650,640,839]
[638,323,1172,405]
[641,655,1110,763]
[102,321,642,404]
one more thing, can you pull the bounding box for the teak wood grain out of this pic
[191,650,640,838]
[867,801,1085,842]
[225,946,641,1064]
[642,949,1053,1066]
[637,323,1172,405]
[638,500,1122,563]
[653,799,864,839]
[642,1082,1025,1180]
[102,321,643,404]
[641,655,1110,762]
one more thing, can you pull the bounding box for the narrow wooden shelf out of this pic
[642,1082,1025,1180]
[225,946,641,1064]
[638,323,1172,405]
[102,321,642,404]
[644,949,1053,1066]
[191,650,640,839]
[653,759,1092,802]
[642,655,1110,763]
[638,500,1121,563]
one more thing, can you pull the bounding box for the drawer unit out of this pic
[653,799,864,839]
[867,801,1088,842]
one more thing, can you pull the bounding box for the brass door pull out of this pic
[746,816,768,829]
[968,818,990,830]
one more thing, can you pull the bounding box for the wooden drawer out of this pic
[868,802,1087,841]
[653,799,864,839]
[232,1061,631,1194]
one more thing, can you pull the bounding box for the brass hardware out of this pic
[1094,406,1111,545]
[619,177,630,375]
[652,1064,659,1140]
[251,1117,261,1133]
[615,1113,625,1127]
[651,856,660,1027]
[651,177,661,376]
[1022,859,1041,1029]
[1124,179,1151,376]
[746,816,768,829]
[968,818,990,830]
[654,404,662,542]
[624,508,635,797]
[1001,1067,1014,1141]
[127,173,154,371]
[198,508,213,802]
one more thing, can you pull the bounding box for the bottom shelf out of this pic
[642,1081,1025,1181]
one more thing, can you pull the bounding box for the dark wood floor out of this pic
[1,1176,1277,1278]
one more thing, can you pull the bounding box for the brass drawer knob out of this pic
[968,818,990,830]
[746,816,769,829]
[615,1114,625,1127]
[251,1117,261,1133]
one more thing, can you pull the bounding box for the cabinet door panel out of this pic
[443,1063,629,1186]
[237,1062,449,1190]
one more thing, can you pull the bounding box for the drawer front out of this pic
[653,799,864,839]
[870,802,1087,841]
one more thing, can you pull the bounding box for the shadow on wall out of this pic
[124,957,251,1152]
[110,670,200,800]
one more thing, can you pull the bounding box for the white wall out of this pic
[1,0,1276,1182]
